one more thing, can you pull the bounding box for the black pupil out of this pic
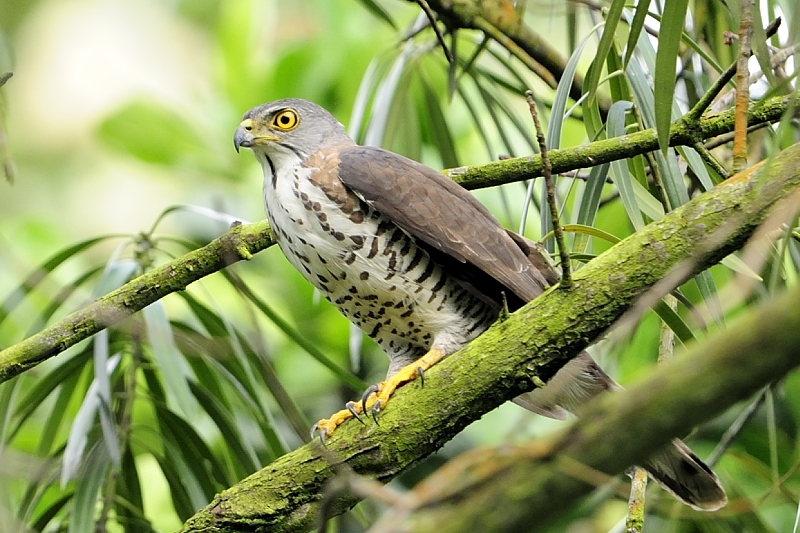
[280,114,291,125]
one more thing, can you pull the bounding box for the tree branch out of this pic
[369,281,800,533]
[178,142,800,533]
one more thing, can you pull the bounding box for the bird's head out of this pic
[234,99,351,165]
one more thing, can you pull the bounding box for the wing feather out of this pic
[337,146,549,302]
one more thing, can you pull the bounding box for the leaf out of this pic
[420,76,458,168]
[189,381,259,479]
[68,444,110,533]
[585,0,626,104]
[143,302,197,418]
[547,31,592,151]
[353,0,396,29]
[623,0,650,67]
[652,299,695,345]
[573,163,611,254]
[0,236,118,327]
[606,100,645,230]
[61,353,121,486]
[654,0,690,153]
[220,272,367,391]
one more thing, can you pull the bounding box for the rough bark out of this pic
[177,142,800,532]
[369,281,800,532]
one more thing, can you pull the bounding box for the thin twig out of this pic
[692,141,730,180]
[415,0,454,63]
[625,467,648,533]
[733,0,755,172]
[474,18,558,89]
[685,17,781,121]
[525,90,571,288]
[704,121,772,150]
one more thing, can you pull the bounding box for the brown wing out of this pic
[337,146,549,302]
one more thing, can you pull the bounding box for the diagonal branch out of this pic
[369,281,800,532]
[178,142,800,533]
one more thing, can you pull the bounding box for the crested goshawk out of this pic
[233,98,726,511]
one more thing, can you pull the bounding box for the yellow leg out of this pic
[312,347,446,442]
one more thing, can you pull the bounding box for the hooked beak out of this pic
[234,118,280,153]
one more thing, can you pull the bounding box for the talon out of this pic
[370,399,382,423]
[361,384,380,413]
[319,426,328,446]
[346,401,364,424]
[310,422,319,441]
[416,366,424,386]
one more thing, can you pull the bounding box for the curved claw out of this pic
[310,423,329,446]
[361,384,381,413]
[416,366,424,387]
[346,401,364,424]
[370,399,382,424]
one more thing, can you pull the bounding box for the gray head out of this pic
[233,99,352,166]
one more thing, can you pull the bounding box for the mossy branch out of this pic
[448,94,793,190]
[0,222,274,382]
[370,282,800,533]
[1,98,792,384]
[179,143,800,533]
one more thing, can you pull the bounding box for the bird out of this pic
[233,98,726,511]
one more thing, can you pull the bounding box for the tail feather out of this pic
[514,353,726,510]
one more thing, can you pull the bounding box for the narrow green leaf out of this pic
[189,381,259,479]
[652,299,695,345]
[607,101,645,230]
[68,444,110,533]
[751,5,776,86]
[156,407,228,498]
[678,146,715,191]
[721,254,763,281]
[562,224,621,245]
[220,272,366,391]
[574,163,611,254]
[61,354,121,486]
[30,492,73,533]
[624,1,650,67]
[694,270,724,328]
[143,301,197,418]
[653,0,690,153]
[0,235,119,327]
[631,178,666,220]
[547,32,592,150]
[9,346,92,441]
[354,0,396,29]
[420,76,458,168]
[585,0,626,103]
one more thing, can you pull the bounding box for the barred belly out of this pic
[262,157,497,372]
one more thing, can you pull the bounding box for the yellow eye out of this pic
[271,109,299,131]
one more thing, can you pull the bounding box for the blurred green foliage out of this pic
[0,0,799,532]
